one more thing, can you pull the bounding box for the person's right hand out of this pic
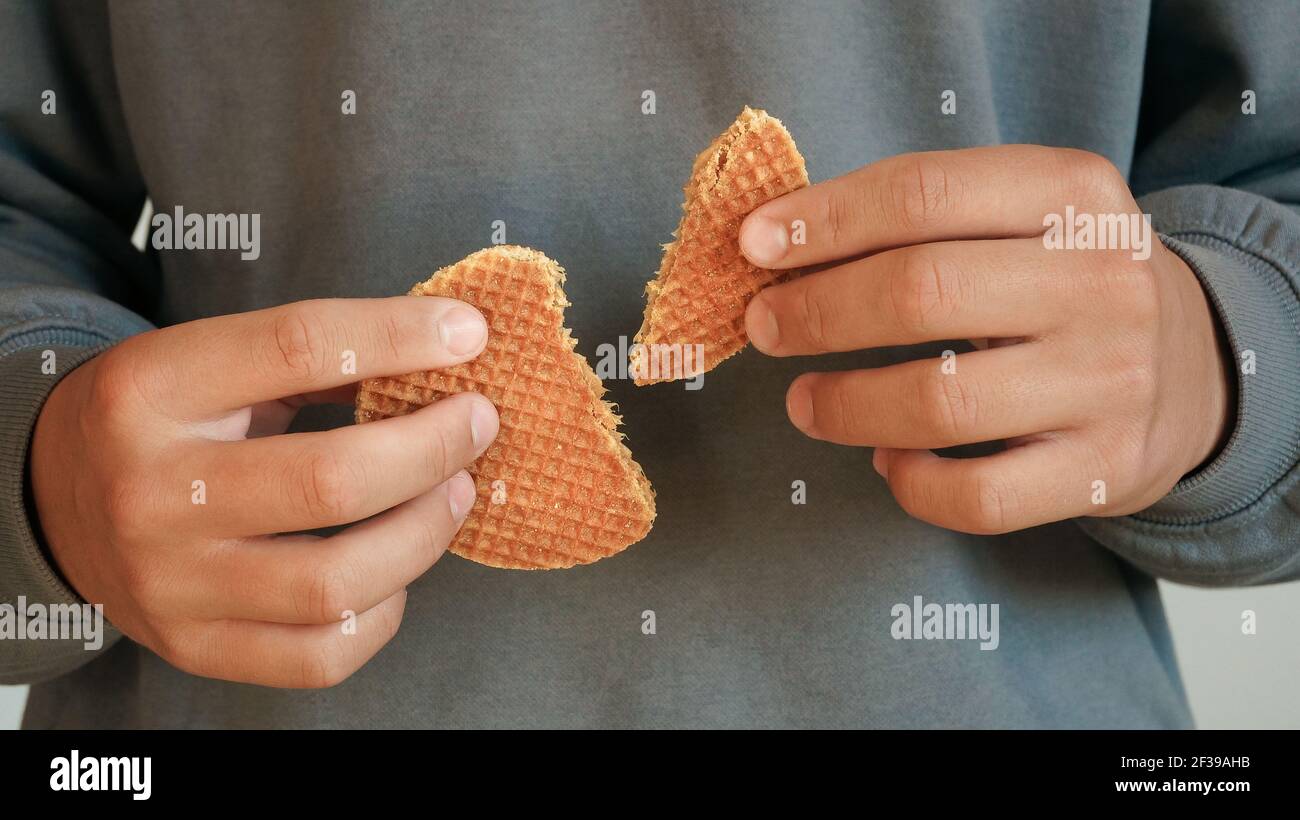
[30,297,498,688]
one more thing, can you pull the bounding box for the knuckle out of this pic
[796,285,831,349]
[886,460,926,518]
[825,379,864,440]
[149,624,194,669]
[289,449,359,525]
[824,187,861,247]
[421,418,454,480]
[375,311,408,364]
[267,305,332,384]
[884,155,958,232]
[416,517,448,563]
[889,459,957,532]
[1110,351,1159,410]
[1059,149,1127,203]
[1112,430,1151,489]
[373,594,406,643]
[85,352,140,425]
[1075,252,1159,323]
[298,641,352,689]
[893,250,960,336]
[118,555,164,606]
[411,490,459,561]
[163,626,218,676]
[1086,426,1146,509]
[297,559,354,624]
[151,620,231,682]
[961,472,1017,535]
[84,335,183,426]
[918,369,980,444]
[380,599,405,641]
[1112,261,1161,320]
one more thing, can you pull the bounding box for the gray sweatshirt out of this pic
[1,0,1297,728]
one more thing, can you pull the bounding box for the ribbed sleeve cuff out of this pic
[1135,186,1300,524]
[0,286,153,682]
[0,341,122,682]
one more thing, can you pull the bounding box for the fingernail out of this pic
[437,306,487,356]
[872,448,889,479]
[746,293,780,352]
[469,397,499,454]
[447,471,477,522]
[740,214,790,267]
[786,379,814,431]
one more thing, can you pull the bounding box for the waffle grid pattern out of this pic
[634,107,808,384]
[356,247,655,569]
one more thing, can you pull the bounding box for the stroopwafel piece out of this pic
[355,246,656,569]
[632,106,808,385]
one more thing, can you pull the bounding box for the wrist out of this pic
[1172,247,1234,476]
[29,356,98,601]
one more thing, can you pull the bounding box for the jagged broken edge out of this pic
[631,106,798,386]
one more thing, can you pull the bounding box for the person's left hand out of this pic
[738,144,1232,534]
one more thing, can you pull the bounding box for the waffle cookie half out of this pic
[632,106,808,385]
[356,246,655,569]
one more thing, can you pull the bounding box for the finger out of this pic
[134,296,488,419]
[185,472,474,624]
[165,590,408,688]
[739,145,1129,269]
[185,392,497,536]
[872,436,1102,534]
[746,239,1065,356]
[786,344,1084,448]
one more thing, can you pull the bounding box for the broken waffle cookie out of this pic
[355,245,656,569]
[632,106,809,385]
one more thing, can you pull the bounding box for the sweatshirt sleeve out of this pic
[0,0,157,682]
[1075,0,1300,586]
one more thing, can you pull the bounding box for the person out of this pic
[1,0,1296,728]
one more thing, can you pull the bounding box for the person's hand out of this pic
[739,144,1232,534]
[31,297,498,687]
